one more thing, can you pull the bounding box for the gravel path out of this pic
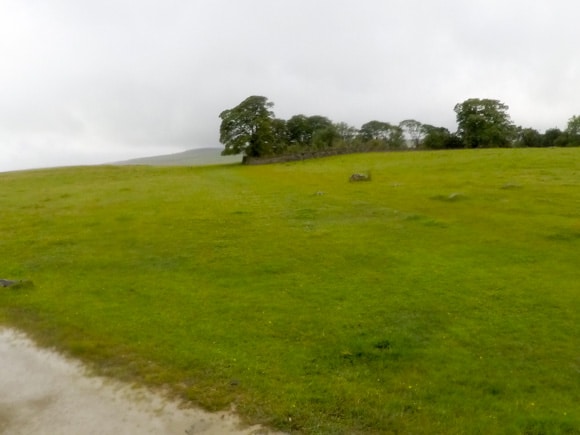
[0,328,280,434]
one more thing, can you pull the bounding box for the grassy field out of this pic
[0,149,579,434]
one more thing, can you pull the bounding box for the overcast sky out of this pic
[1,0,578,172]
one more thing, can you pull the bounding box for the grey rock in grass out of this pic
[349,172,371,182]
[0,279,33,289]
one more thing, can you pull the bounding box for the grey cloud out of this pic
[1,0,579,171]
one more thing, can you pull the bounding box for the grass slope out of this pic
[111,147,242,166]
[1,149,579,434]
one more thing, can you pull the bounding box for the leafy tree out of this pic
[286,114,334,147]
[219,96,275,157]
[421,125,463,149]
[514,127,543,148]
[565,115,580,146]
[270,118,289,154]
[359,121,405,149]
[399,119,424,148]
[445,133,464,149]
[421,125,450,149]
[388,125,406,149]
[554,132,573,147]
[359,120,391,141]
[542,128,563,147]
[454,98,515,148]
[334,122,358,144]
[307,115,334,133]
[312,127,339,149]
[543,117,580,147]
[566,115,580,136]
[305,116,334,148]
[286,115,310,146]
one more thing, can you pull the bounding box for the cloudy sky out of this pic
[1,0,578,172]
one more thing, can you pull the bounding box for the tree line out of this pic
[219,96,580,158]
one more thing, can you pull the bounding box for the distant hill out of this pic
[112,148,242,167]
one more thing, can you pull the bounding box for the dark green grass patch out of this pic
[1,149,579,433]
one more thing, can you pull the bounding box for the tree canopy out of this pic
[218,95,580,159]
[286,115,334,147]
[454,98,515,148]
[219,96,275,157]
[399,119,424,148]
[564,115,580,146]
[359,121,404,149]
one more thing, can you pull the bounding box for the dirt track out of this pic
[0,328,280,434]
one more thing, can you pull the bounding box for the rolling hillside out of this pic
[1,148,579,434]
[112,147,242,166]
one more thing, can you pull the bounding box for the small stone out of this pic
[0,279,34,289]
[349,173,371,182]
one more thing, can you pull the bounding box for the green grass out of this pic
[1,149,579,434]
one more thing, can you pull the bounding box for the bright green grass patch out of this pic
[1,149,579,434]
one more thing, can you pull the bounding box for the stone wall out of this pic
[242,147,394,165]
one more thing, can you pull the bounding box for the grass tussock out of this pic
[1,148,579,434]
